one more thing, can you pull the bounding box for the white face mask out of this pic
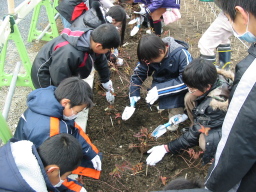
[63,108,78,120]
[54,171,65,187]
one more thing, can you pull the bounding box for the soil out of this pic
[1,0,249,191]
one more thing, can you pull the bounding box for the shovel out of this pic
[122,98,136,121]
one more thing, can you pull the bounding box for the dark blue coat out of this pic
[14,86,100,179]
[129,37,192,109]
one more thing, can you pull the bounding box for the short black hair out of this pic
[215,0,256,20]
[163,177,203,190]
[91,23,121,49]
[106,5,126,45]
[37,133,83,176]
[183,58,217,92]
[54,77,93,108]
[137,34,166,64]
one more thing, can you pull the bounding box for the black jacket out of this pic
[205,43,256,191]
[167,69,233,164]
[31,27,110,88]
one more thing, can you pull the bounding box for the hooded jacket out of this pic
[167,69,234,164]
[134,0,180,14]
[56,0,89,24]
[0,139,84,192]
[205,44,256,191]
[129,37,192,109]
[14,86,100,179]
[31,27,110,89]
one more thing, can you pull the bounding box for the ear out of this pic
[60,99,70,107]
[159,49,165,54]
[95,43,102,49]
[235,6,249,24]
[206,84,212,92]
[45,165,60,177]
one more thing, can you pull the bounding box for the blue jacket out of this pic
[134,0,180,13]
[14,86,100,179]
[0,139,84,192]
[129,37,192,109]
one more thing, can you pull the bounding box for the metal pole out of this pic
[7,0,15,14]
[2,61,21,119]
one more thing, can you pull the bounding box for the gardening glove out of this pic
[91,155,102,171]
[102,80,115,104]
[146,86,158,105]
[146,145,168,166]
[129,96,140,106]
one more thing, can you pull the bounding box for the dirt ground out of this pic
[1,0,249,191]
[83,1,249,192]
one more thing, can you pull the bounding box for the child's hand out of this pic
[146,145,168,166]
[146,86,159,105]
[91,155,102,171]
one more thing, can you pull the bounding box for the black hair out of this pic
[163,177,203,190]
[106,5,127,45]
[54,77,93,108]
[215,0,256,20]
[137,34,166,64]
[182,58,217,92]
[91,23,121,49]
[38,133,83,176]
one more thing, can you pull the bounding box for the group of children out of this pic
[1,0,256,191]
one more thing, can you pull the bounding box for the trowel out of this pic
[122,98,136,121]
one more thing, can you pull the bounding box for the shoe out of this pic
[166,124,179,131]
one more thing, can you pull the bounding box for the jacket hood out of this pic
[61,27,93,51]
[162,36,189,54]
[27,86,64,118]
[208,69,234,111]
[0,139,57,192]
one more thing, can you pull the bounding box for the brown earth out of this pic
[1,0,249,191]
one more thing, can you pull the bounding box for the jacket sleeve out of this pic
[94,54,110,83]
[73,123,99,160]
[155,49,192,97]
[167,124,201,154]
[129,62,153,97]
[49,46,83,86]
[13,114,28,140]
[146,0,164,13]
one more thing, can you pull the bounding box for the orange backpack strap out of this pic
[63,180,82,191]
[50,117,60,137]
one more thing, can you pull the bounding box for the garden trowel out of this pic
[122,98,136,121]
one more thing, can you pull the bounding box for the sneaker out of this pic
[166,124,179,131]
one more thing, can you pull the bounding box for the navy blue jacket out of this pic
[129,37,192,109]
[134,0,180,13]
[14,86,100,179]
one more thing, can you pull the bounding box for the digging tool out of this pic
[122,98,136,120]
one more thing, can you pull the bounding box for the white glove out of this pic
[101,80,114,92]
[102,80,115,104]
[91,155,102,171]
[106,91,115,104]
[134,8,146,15]
[146,145,168,166]
[129,96,140,106]
[145,86,159,105]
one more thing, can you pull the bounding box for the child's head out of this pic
[37,133,83,186]
[163,177,203,190]
[215,0,256,43]
[106,5,127,45]
[137,34,167,64]
[54,77,93,119]
[183,58,217,96]
[91,23,121,54]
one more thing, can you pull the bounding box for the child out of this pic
[14,77,101,179]
[56,0,115,28]
[0,133,86,192]
[123,0,180,36]
[146,58,233,166]
[71,3,127,64]
[198,11,233,70]
[129,34,192,130]
[205,0,256,191]
[31,23,120,104]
